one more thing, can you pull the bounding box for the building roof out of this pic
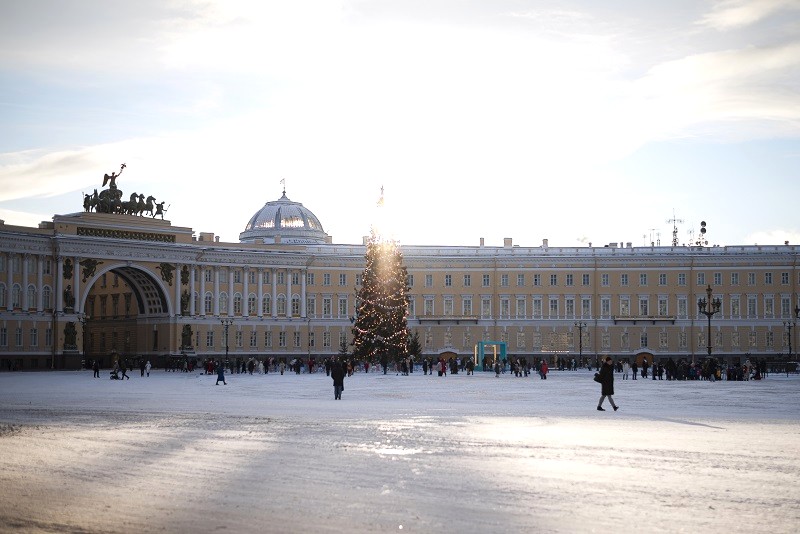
[239,191,328,244]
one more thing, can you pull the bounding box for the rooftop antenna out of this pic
[648,228,660,246]
[667,210,684,247]
[280,178,286,196]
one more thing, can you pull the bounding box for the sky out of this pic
[1,370,799,532]
[0,0,799,248]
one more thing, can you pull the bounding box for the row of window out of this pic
[0,327,52,348]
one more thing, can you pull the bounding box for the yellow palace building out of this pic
[0,176,798,371]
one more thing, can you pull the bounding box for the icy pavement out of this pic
[1,369,799,533]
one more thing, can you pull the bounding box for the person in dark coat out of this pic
[331,357,345,400]
[216,360,227,385]
[597,356,619,411]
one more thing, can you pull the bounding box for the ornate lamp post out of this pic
[221,318,233,363]
[697,285,721,357]
[574,321,586,366]
[78,313,89,368]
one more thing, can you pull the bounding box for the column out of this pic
[72,256,81,314]
[228,268,235,316]
[22,254,29,310]
[56,256,64,313]
[271,269,277,319]
[243,267,249,317]
[301,268,307,318]
[190,266,197,316]
[37,254,44,312]
[286,269,292,319]
[199,266,206,316]
[213,267,220,316]
[257,269,264,318]
[6,253,13,311]
[174,263,182,317]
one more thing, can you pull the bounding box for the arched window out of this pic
[233,293,243,315]
[11,284,21,309]
[204,292,213,314]
[263,294,271,315]
[248,293,257,316]
[27,284,36,310]
[42,286,52,310]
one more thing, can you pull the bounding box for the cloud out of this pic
[699,0,800,30]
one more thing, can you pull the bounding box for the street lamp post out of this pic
[221,318,233,364]
[78,313,89,368]
[574,321,586,367]
[697,285,721,357]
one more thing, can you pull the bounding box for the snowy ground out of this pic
[1,368,799,534]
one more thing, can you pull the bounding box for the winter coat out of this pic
[331,361,345,388]
[598,361,615,396]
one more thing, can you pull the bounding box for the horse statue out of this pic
[145,196,156,217]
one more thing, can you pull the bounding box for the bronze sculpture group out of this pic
[83,164,167,219]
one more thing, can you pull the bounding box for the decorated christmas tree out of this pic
[351,228,410,370]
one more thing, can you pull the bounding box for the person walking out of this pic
[216,361,227,385]
[597,356,619,412]
[331,357,345,400]
[622,360,630,380]
[120,363,130,380]
[631,360,638,380]
[145,360,151,377]
[140,359,146,377]
[540,359,548,379]
[92,360,100,378]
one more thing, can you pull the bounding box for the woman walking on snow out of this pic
[597,356,619,412]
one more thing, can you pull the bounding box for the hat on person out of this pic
[605,356,612,362]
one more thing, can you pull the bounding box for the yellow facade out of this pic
[0,210,798,370]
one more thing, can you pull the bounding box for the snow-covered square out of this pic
[1,368,799,533]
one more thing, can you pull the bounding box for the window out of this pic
[678,273,686,286]
[292,296,301,316]
[482,275,490,287]
[620,274,628,286]
[338,297,347,318]
[206,331,214,347]
[263,295,271,315]
[307,296,316,317]
[714,272,722,285]
[356,274,362,286]
[249,270,257,284]
[731,296,740,317]
[481,298,491,318]
[277,295,286,316]
[425,275,433,287]
[276,272,285,285]
[532,298,542,318]
[308,332,316,348]
[565,298,574,318]
[323,273,331,286]
[659,273,667,286]
[235,331,243,348]
[339,274,347,286]
[204,269,212,283]
[407,297,415,317]
[12,284,21,308]
[27,285,35,309]
[463,274,471,287]
[0,327,6,347]
[339,331,347,348]
[582,274,590,286]
[407,274,414,287]
[697,273,705,286]
[764,296,774,318]
[639,274,647,286]
[279,331,287,347]
[294,331,301,348]
[501,274,509,287]
[250,331,257,348]
[533,274,541,286]
[445,274,452,287]
[443,298,454,316]
[234,270,241,283]
[42,286,52,309]
[233,293,243,315]
[306,273,315,285]
[747,296,757,317]
[549,298,558,317]
[601,273,609,286]
[516,298,526,318]
[640,333,648,348]
[550,274,557,286]
[658,298,668,316]
[323,331,331,348]
[424,298,434,316]
[265,331,272,348]
[248,294,256,315]
[601,297,610,318]
[462,297,472,316]
[748,272,756,285]
[731,272,739,285]
[518,274,525,286]
[765,272,773,285]
[566,274,573,286]
[29,328,38,347]
[781,297,791,318]
[500,298,509,318]
[781,272,789,285]
[639,297,648,316]
[581,298,591,318]
[323,297,332,317]
[620,297,630,316]
[204,293,213,314]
